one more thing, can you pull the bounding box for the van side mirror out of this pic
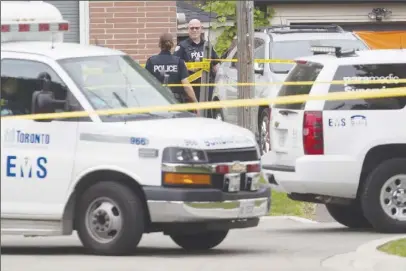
[254,63,264,75]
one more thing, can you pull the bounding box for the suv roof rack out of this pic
[255,24,345,34]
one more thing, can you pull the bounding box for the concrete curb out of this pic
[261,215,319,224]
[356,234,406,255]
[322,234,406,271]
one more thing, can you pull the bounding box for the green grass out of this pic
[378,238,406,257]
[260,175,316,219]
[270,190,316,219]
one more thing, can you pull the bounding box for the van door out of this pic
[269,61,324,168]
[1,55,81,219]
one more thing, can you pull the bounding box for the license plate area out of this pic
[223,173,241,192]
[277,129,288,147]
[239,200,255,218]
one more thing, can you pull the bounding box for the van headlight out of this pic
[162,147,208,164]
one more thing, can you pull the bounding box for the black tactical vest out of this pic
[148,54,185,102]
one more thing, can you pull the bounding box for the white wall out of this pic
[269,3,406,25]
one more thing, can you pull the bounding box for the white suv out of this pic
[211,24,369,155]
[261,47,406,233]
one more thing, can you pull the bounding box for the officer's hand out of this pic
[189,68,199,73]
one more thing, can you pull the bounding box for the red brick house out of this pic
[46,1,178,64]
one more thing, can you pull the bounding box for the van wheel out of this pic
[75,181,145,255]
[170,230,228,251]
[361,158,406,233]
[259,108,270,155]
[325,202,372,229]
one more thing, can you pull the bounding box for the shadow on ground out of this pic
[0,245,272,257]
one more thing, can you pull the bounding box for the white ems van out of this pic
[1,1,271,255]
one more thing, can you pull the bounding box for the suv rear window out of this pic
[274,62,323,110]
[324,63,406,110]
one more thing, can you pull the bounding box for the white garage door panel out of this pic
[46,1,80,43]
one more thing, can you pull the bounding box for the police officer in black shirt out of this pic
[174,19,220,102]
[145,33,198,105]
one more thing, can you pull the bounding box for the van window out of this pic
[324,63,406,110]
[274,62,323,110]
[58,55,177,114]
[1,59,84,120]
[270,39,368,74]
[231,38,265,69]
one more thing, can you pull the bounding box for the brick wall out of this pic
[89,1,177,64]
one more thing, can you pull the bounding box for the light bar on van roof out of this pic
[1,21,69,33]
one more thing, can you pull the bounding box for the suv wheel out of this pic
[325,202,372,229]
[259,108,270,155]
[361,158,406,233]
[170,230,228,251]
[75,181,145,255]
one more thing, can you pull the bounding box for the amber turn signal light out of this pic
[163,173,211,185]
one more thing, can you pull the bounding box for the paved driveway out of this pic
[1,217,398,271]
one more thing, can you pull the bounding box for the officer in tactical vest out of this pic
[174,19,220,102]
[145,33,198,105]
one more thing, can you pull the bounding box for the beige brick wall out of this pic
[89,1,177,64]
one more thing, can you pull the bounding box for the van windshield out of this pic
[271,39,368,73]
[58,55,182,121]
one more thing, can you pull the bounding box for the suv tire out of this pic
[170,230,228,251]
[361,158,406,233]
[325,202,372,229]
[76,181,145,255]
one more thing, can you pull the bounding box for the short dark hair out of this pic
[159,32,174,51]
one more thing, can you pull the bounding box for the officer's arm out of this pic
[144,58,153,74]
[173,44,186,59]
[179,59,198,103]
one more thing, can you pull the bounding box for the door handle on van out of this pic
[278,109,298,116]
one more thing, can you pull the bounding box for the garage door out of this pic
[46,1,80,43]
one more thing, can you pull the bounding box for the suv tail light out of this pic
[303,111,324,155]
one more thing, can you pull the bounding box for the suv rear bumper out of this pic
[144,186,271,223]
[261,155,360,198]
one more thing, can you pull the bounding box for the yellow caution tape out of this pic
[204,58,295,64]
[2,87,405,121]
[165,78,406,87]
[138,61,210,71]
[82,78,406,91]
[186,70,203,82]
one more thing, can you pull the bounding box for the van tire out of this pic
[170,230,228,251]
[75,181,145,255]
[325,202,372,229]
[361,158,406,233]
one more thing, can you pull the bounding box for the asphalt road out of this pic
[1,218,397,271]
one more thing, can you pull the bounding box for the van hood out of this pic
[107,117,258,150]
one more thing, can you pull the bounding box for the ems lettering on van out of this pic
[6,155,48,179]
[153,65,178,73]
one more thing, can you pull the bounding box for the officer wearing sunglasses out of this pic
[174,19,220,103]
